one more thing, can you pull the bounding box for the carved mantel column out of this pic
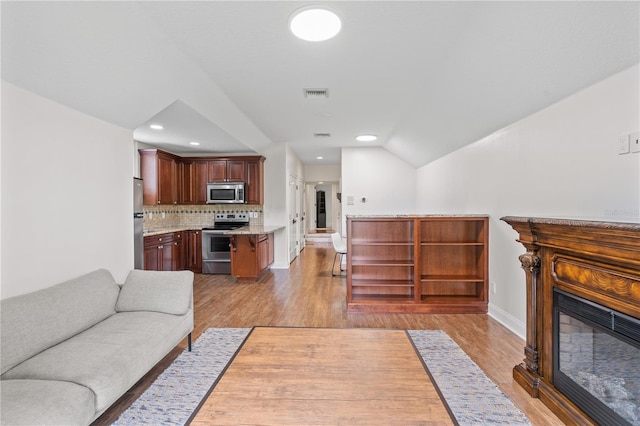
[518,247,540,375]
[501,216,543,396]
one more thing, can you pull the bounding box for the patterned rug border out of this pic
[113,327,530,425]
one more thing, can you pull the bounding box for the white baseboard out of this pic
[488,303,526,340]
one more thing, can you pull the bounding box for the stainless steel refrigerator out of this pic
[133,177,144,269]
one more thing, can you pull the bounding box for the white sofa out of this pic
[0,269,194,425]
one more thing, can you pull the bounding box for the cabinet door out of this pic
[157,154,177,204]
[186,230,202,272]
[245,159,263,204]
[144,245,159,270]
[193,161,209,204]
[173,232,186,270]
[227,160,245,181]
[180,161,194,204]
[258,236,269,272]
[208,160,227,182]
[160,244,173,271]
[267,233,274,265]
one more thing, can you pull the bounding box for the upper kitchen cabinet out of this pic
[208,158,245,182]
[245,157,265,205]
[140,149,265,206]
[180,160,208,204]
[139,149,179,205]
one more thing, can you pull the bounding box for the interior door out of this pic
[288,178,297,263]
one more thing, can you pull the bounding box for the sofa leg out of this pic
[188,333,192,352]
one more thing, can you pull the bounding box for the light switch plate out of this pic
[631,132,640,153]
[617,134,630,154]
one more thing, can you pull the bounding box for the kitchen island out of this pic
[226,225,284,282]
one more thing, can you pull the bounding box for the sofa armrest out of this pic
[115,270,194,315]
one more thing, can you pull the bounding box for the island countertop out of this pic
[224,225,285,235]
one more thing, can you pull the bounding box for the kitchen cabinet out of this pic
[346,215,488,313]
[180,160,208,204]
[229,232,274,282]
[139,149,179,205]
[144,233,176,271]
[140,149,265,206]
[185,229,202,273]
[208,159,245,182]
[173,231,186,271]
[245,157,265,205]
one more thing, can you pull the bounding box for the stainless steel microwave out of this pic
[206,182,245,204]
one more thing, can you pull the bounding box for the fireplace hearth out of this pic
[502,216,640,425]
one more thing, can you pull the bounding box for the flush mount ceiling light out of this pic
[356,134,378,142]
[316,156,324,160]
[189,141,200,146]
[149,124,164,130]
[289,7,341,42]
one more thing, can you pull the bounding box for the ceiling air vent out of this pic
[303,88,329,99]
[314,133,331,138]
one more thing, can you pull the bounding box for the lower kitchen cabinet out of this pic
[144,233,176,271]
[185,229,202,273]
[144,230,201,272]
[229,232,274,282]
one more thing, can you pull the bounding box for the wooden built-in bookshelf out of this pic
[346,215,488,313]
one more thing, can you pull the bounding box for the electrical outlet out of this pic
[617,134,630,154]
[631,132,640,154]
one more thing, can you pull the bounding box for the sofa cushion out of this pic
[116,269,193,315]
[2,310,193,412]
[0,269,120,374]
[0,379,95,426]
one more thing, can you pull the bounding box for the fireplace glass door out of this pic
[554,289,640,425]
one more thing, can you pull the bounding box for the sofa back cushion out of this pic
[1,269,120,375]
[115,270,193,315]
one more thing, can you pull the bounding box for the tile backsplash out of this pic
[143,204,263,231]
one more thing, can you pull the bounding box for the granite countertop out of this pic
[143,227,203,237]
[224,225,285,235]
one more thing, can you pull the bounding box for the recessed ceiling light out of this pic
[149,124,164,130]
[289,8,341,42]
[316,156,324,160]
[189,141,200,146]
[356,134,378,142]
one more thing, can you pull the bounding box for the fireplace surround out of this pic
[502,216,640,425]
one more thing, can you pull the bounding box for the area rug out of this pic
[113,328,530,425]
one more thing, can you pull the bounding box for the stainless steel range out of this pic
[202,213,249,274]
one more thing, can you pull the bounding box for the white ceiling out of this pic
[2,1,638,166]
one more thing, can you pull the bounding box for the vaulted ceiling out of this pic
[2,1,638,166]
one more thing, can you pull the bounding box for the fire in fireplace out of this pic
[554,289,640,425]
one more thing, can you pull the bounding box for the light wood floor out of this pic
[93,243,563,425]
[190,327,453,425]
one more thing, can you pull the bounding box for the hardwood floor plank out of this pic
[93,243,563,425]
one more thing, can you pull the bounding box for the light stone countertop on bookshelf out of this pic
[346,214,490,219]
[224,225,285,235]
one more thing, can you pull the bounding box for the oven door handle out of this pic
[229,235,237,252]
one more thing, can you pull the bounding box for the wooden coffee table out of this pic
[188,327,454,425]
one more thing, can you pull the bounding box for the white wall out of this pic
[416,65,640,338]
[261,142,289,268]
[341,147,418,233]
[1,82,134,298]
[304,164,341,182]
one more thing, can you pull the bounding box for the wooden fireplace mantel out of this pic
[501,216,640,425]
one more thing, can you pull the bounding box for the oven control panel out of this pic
[215,213,249,222]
